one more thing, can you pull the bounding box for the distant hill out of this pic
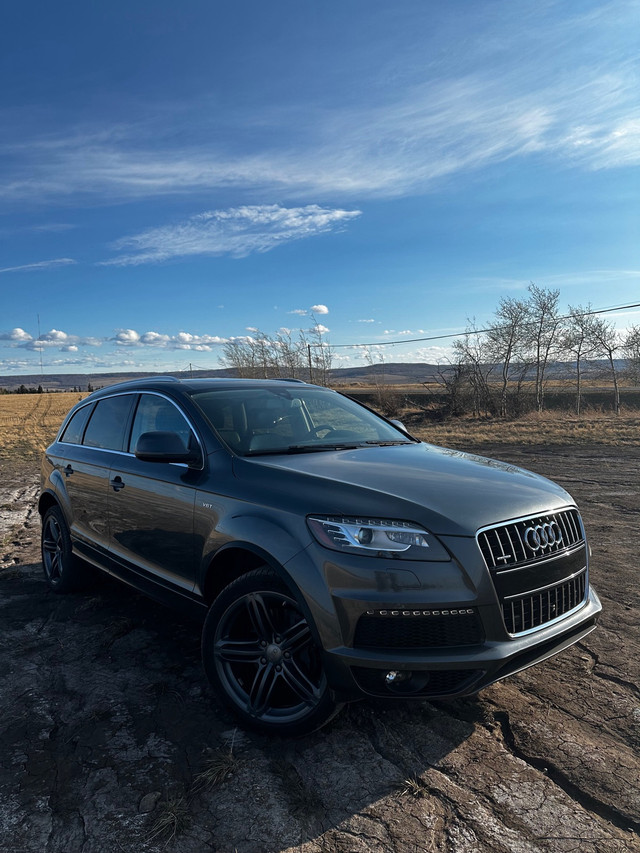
[0,359,626,392]
[0,362,444,391]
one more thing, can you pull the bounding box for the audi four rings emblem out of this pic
[524,521,563,552]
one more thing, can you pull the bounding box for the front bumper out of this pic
[324,586,601,700]
[283,535,602,702]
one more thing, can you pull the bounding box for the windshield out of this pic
[191,386,414,455]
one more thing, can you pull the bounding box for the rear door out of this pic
[55,394,136,564]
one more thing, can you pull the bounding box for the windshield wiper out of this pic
[245,442,365,456]
[364,439,415,446]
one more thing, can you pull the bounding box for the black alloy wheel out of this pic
[41,505,83,593]
[202,568,340,735]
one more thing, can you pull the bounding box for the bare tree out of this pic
[524,284,562,412]
[452,324,497,417]
[221,317,333,384]
[306,316,333,386]
[591,318,621,414]
[562,304,598,415]
[622,325,640,385]
[486,296,530,417]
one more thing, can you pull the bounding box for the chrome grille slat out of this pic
[478,509,588,635]
[502,571,587,634]
[478,508,584,571]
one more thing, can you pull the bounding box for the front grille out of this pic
[478,508,583,570]
[353,611,483,649]
[503,570,587,634]
[351,667,479,697]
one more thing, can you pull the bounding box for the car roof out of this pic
[83,376,316,401]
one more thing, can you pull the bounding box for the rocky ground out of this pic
[0,444,639,853]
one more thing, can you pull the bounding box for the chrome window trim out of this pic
[57,400,95,442]
[56,390,205,470]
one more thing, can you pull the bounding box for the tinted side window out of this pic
[129,394,195,453]
[60,403,94,445]
[83,395,135,450]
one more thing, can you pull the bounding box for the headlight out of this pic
[307,516,450,561]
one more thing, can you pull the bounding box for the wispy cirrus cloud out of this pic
[0,258,76,274]
[101,205,361,266]
[2,3,638,206]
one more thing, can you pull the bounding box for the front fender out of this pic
[196,512,311,589]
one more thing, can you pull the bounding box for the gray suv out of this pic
[40,377,601,735]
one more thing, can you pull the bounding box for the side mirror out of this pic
[389,419,408,433]
[134,431,199,465]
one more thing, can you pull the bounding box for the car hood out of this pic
[236,442,573,536]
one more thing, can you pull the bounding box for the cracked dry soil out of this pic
[0,445,639,853]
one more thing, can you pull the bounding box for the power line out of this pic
[319,301,640,350]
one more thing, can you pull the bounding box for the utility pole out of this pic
[37,313,44,381]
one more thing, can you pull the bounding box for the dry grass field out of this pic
[411,408,640,449]
[0,392,86,462]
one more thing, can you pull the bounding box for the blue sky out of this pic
[1,0,639,375]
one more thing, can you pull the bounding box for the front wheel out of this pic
[202,568,341,736]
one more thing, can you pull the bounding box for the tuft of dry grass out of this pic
[145,796,190,844]
[0,392,87,462]
[191,747,237,792]
[400,775,430,798]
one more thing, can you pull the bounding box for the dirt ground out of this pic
[1,443,639,853]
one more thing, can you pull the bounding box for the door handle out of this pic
[63,464,74,477]
[110,476,125,492]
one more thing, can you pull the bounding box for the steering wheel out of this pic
[311,424,337,437]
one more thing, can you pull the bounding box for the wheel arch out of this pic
[201,542,299,607]
[39,489,61,518]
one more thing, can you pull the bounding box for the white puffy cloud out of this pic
[311,304,329,315]
[311,324,330,334]
[114,329,141,345]
[113,328,228,351]
[17,328,108,352]
[140,331,170,346]
[0,328,33,342]
[101,205,361,266]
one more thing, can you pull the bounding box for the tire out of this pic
[202,567,342,736]
[41,505,84,593]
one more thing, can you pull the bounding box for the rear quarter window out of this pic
[59,403,94,445]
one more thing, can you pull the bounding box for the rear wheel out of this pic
[41,506,84,593]
[202,568,341,736]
